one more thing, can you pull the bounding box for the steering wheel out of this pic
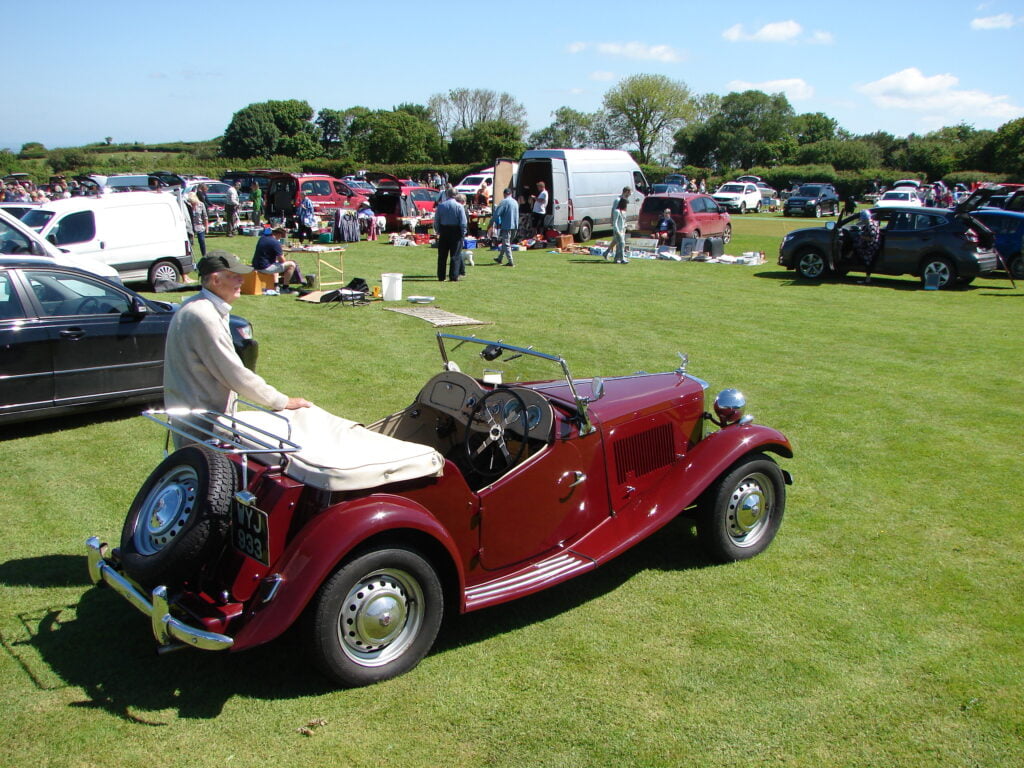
[78,297,102,314]
[463,389,529,479]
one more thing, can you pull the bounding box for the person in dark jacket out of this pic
[653,208,677,247]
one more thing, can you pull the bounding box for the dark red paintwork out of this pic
[183,370,792,653]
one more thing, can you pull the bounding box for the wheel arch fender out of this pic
[679,424,793,509]
[231,495,464,651]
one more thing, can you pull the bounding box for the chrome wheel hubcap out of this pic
[135,466,198,555]
[339,568,423,666]
[726,472,775,547]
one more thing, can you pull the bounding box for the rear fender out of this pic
[678,423,793,507]
[231,495,463,651]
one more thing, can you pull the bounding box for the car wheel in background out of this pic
[795,249,827,280]
[920,256,956,289]
[722,224,732,244]
[149,259,182,287]
[1009,254,1024,280]
[120,445,235,589]
[739,202,747,214]
[304,547,443,688]
[575,219,593,243]
[697,453,786,563]
[813,205,822,218]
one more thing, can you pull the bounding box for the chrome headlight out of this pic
[235,323,254,340]
[713,388,746,425]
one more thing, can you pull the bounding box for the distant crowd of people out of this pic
[3,178,76,202]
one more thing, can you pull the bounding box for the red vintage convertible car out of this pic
[86,333,793,687]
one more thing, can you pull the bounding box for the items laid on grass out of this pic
[384,306,492,327]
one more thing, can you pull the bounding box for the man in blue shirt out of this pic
[491,187,520,267]
[433,189,468,282]
[252,226,298,292]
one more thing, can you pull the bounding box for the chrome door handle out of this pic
[563,471,586,488]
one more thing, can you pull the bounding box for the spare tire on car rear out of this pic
[120,445,236,589]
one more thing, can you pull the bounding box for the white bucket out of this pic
[382,272,403,301]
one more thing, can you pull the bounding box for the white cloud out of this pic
[722,20,833,44]
[970,13,1017,29]
[589,71,615,82]
[566,41,683,62]
[727,78,814,101]
[857,67,1024,123]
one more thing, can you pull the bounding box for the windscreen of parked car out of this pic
[0,219,38,254]
[718,184,745,194]
[797,186,822,196]
[19,209,54,232]
[460,176,484,187]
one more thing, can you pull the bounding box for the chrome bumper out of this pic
[85,537,233,652]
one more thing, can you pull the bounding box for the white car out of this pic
[454,169,494,201]
[712,182,763,214]
[0,208,121,282]
[875,190,923,208]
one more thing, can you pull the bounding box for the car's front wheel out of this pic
[722,224,732,244]
[739,202,747,214]
[698,453,786,563]
[813,204,822,218]
[920,256,956,289]
[795,249,827,280]
[304,547,443,688]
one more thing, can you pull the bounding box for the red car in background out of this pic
[263,172,369,224]
[365,173,438,214]
[638,192,733,244]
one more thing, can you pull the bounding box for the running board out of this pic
[464,551,596,611]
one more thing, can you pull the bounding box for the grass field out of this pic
[1,211,1022,768]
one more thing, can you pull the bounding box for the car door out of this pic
[876,210,925,274]
[0,270,53,420]
[21,269,170,406]
[46,210,102,262]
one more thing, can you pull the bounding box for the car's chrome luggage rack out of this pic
[143,400,302,494]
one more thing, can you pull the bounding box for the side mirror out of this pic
[46,233,58,245]
[589,376,606,402]
[124,297,149,318]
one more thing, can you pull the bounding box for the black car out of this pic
[0,257,257,425]
[782,183,840,218]
[777,189,1000,289]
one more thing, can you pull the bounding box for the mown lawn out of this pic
[1,211,1022,768]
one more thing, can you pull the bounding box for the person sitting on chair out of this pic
[252,226,298,292]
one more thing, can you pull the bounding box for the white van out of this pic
[0,208,121,282]
[509,149,648,241]
[21,191,192,285]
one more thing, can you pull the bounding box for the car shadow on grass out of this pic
[754,270,1014,292]
[2,517,718,720]
[1,405,147,442]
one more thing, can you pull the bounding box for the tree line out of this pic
[6,74,1024,182]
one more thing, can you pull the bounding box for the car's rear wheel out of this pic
[304,547,443,688]
[920,256,956,289]
[575,219,593,243]
[698,453,785,563]
[120,445,235,588]
[149,259,182,288]
[795,249,827,280]
[754,200,761,213]
[722,224,732,244]
[1009,254,1024,280]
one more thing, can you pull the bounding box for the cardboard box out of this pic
[557,234,574,249]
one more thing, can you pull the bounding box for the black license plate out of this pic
[232,502,270,566]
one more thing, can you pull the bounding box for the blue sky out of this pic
[5,0,1023,152]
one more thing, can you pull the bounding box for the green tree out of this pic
[266,99,314,137]
[676,90,794,169]
[428,89,527,139]
[47,148,89,173]
[347,110,443,163]
[793,112,838,146]
[221,103,281,158]
[602,74,695,163]
[528,107,594,149]
[449,120,526,163]
[315,108,345,151]
[793,139,881,170]
[18,142,46,159]
[277,125,322,160]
